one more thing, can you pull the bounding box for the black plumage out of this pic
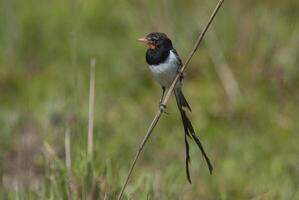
[145,32,173,65]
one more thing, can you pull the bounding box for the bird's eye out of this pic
[150,37,158,43]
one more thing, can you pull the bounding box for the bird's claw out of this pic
[177,70,184,80]
[159,103,167,110]
[160,103,169,114]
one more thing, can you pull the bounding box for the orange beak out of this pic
[137,37,148,44]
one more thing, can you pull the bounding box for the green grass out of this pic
[0,0,299,199]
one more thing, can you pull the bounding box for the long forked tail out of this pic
[174,87,213,183]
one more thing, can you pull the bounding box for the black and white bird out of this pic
[138,32,213,183]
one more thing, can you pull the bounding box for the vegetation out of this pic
[0,0,299,199]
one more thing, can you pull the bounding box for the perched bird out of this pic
[138,32,213,183]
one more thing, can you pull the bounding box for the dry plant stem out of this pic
[206,28,240,104]
[65,128,72,200]
[88,58,96,157]
[118,0,224,199]
[65,128,72,173]
[118,109,163,200]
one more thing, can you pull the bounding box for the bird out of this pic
[138,32,213,183]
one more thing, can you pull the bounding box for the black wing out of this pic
[171,49,183,67]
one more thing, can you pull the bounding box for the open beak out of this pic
[137,37,148,44]
[138,37,156,49]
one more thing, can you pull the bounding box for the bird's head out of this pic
[138,32,173,50]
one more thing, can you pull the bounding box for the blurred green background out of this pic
[1,0,299,199]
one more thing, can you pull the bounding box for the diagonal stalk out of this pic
[118,1,225,199]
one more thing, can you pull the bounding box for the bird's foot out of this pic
[177,70,184,80]
[159,103,167,110]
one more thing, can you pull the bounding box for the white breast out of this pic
[148,50,181,88]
